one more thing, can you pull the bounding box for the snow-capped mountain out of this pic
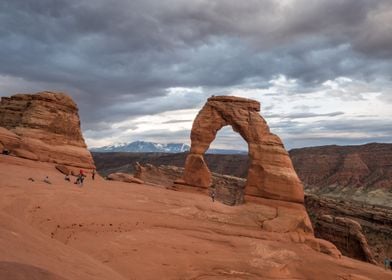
[90,141,190,153]
[90,141,247,154]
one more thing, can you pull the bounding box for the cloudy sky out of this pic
[1,0,392,150]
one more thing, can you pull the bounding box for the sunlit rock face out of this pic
[181,96,304,204]
[0,91,95,169]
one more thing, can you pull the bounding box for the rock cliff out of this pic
[306,195,392,265]
[0,91,94,169]
[290,143,392,206]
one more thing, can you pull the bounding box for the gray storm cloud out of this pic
[0,0,391,148]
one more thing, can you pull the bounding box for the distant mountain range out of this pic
[90,141,190,153]
[90,140,247,154]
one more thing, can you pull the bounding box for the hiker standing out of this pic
[92,169,96,180]
[211,187,216,202]
[79,170,85,186]
[385,258,390,270]
[80,174,85,186]
[75,170,85,187]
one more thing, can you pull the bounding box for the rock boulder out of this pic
[0,91,95,169]
[107,172,144,184]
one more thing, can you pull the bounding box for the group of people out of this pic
[210,186,216,202]
[385,258,392,270]
[72,169,96,186]
[74,169,86,186]
[42,169,96,187]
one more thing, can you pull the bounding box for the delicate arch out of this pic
[181,96,304,203]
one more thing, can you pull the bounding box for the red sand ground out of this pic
[1,155,391,280]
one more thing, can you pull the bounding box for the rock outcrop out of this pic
[134,162,183,187]
[135,163,246,205]
[0,91,94,169]
[178,96,304,203]
[315,214,376,264]
[306,194,392,264]
[290,143,392,206]
[107,172,144,184]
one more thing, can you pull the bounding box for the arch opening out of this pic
[205,125,249,205]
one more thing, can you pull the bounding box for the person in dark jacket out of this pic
[385,258,390,270]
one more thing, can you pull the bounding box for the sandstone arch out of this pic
[181,96,304,203]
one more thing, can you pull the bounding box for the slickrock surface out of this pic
[1,155,391,279]
[290,143,392,206]
[306,195,392,265]
[0,91,94,169]
[181,96,304,203]
[134,163,392,265]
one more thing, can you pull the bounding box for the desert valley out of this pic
[0,91,391,280]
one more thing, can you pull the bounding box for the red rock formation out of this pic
[134,162,184,187]
[55,164,72,176]
[305,194,392,264]
[135,163,246,205]
[92,149,392,264]
[133,162,340,257]
[107,172,144,184]
[0,91,94,169]
[316,214,376,264]
[179,96,304,203]
[290,143,392,206]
